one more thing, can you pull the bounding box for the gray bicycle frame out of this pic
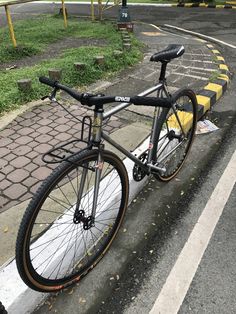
[84,82,171,221]
[99,82,169,172]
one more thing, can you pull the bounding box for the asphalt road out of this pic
[1,4,236,313]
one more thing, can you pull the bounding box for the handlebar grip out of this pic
[39,76,58,88]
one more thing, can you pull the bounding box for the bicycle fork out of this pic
[73,109,104,229]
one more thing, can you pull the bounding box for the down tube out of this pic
[101,132,147,171]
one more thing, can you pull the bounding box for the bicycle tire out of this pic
[16,149,129,292]
[0,302,7,314]
[154,88,198,181]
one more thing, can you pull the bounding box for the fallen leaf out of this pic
[149,250,153,254]
[180,190,184,196]
[123,228,127,233]
[3,226,8,233]
[68,289,74,295]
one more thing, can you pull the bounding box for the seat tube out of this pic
[147,109,160,163]
[147,85,164,164]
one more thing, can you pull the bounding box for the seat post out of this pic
[159,61,168,82]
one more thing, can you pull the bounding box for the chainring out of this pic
[133,152,148,182]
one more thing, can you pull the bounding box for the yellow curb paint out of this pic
[204,83,223,100]
[168,112,193,134]
[199,3,207,6]
[196,95,211,113]
[212,49,220,54]
[219,64,229,71]
[185,3,193,7]
[216,56,225,61]
[218,74,229,82]
[216,5,224,8]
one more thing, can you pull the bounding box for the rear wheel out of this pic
[16,150,129,292]
[154,88,197,181]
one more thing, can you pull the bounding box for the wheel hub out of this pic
[73,210,94,229]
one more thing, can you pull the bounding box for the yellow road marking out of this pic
[219,64,229,71]
[168,112,193,134]
[216,56,225,61]
[204,83,223,100]
[218,74,229,82]
[196,95,211,113]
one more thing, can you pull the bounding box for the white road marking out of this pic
[184,60,214,64]
[149,23,190,40]
[150,149,236,314]
[164,24,236,49]
[184,53,212,57]
[179,65,216,72]
[169,72,208,80]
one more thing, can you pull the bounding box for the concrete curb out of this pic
[196,44,230,116]
[162,24,231,118]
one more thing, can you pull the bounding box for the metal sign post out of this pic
[117,0,133,32]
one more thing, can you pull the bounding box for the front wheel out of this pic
[0,302,7,314]
[16,149,129,292]
[154,88,198,181]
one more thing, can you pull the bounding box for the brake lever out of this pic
[41,87,58,101]
[50,87,58,101]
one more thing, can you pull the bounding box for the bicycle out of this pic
[16,44,198,292]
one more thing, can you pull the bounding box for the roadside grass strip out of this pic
[0,16,142,114]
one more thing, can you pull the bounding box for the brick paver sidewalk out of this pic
[0,100,125,213]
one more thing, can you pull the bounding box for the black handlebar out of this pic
[39,76,172,109]
[39,76,58,88]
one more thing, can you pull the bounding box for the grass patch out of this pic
[0,15,123,63]
[0,16,143,114]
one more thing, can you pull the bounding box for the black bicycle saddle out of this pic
[150,44,185,63]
